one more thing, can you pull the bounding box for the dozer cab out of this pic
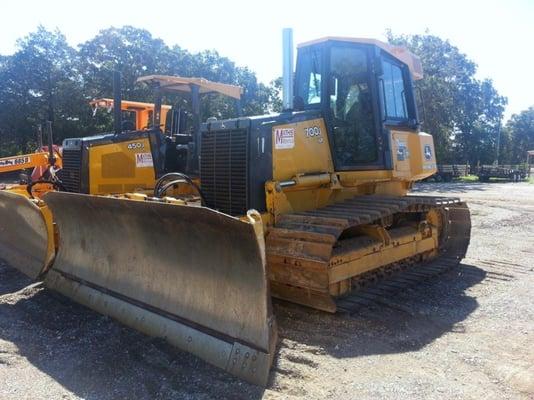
[0,30,470,386]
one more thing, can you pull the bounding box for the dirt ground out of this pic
[0,181,533,400]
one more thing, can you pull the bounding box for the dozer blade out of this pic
[42,192,277,386]
[0,190,55,278]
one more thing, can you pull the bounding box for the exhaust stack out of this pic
[113,71,122,134]
[282,28,294,111]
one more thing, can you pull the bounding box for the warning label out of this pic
[274,128,295,150]
[135,152,153,168]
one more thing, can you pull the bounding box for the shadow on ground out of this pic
[0,261,486,399]
[273,262,484,361]
[0,261,33,295]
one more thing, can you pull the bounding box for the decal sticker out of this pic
[0,156,30,167]
[424,144,433,161]
[135,152,153,168]
[304,126,321,138]
[396,139,408,161]
[127,142,144,150]
[274,128,295,149]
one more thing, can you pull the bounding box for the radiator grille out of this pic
[200,128,248,216]
[60,149,82,192]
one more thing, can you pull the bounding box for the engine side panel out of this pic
[88,136,155,194]
[272,118,334,181]
[62,130,163,195]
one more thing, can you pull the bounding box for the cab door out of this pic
[378,52,420,178]
[324,43,386,171]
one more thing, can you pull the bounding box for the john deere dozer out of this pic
[0,95,171,190]
[0,31,470,385]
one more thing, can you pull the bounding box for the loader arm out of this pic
[0,150,61,174]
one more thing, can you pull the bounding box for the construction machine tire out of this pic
[0,190,55,278]
[42,192,277,386]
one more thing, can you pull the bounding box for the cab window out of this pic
[121,110,137,131]
[295,48,323,106]
[381,58,409,120]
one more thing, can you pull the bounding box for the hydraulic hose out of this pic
[154,172,206,206]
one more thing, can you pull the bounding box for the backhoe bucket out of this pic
[43,192,277,385]
[0,190,55,278]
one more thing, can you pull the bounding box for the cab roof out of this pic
[298,37,423,80]
[137,75,243,100]
[90,98,172,111]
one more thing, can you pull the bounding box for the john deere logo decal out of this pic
[424,145,432,161]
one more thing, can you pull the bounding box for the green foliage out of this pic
[0,26,85,155]
[458,175,479,182]
[77,26,173,103]
[76,27,274,122]
[268,77,283,113]
[0,26,277,156]
[503,107,534,163]
[386,31,508,165]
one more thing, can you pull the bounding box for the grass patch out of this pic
[458,175,479,182]
[529,175,534,184]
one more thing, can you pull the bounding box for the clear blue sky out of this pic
[1,0,532,120]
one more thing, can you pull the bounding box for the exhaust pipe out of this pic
[282,28,294,111]
[113,70,122,134]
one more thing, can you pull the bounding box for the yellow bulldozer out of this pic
[0,30,470,386]
[0,96,172,190]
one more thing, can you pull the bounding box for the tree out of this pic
[504,107,534,163]
[267,77,283,113]
[77,26,179,102]
[77,27,274,126]
[0,26,83,155]
[386,31,507,165]
[0,26,277,155]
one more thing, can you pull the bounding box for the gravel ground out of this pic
[0,181,533,399]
